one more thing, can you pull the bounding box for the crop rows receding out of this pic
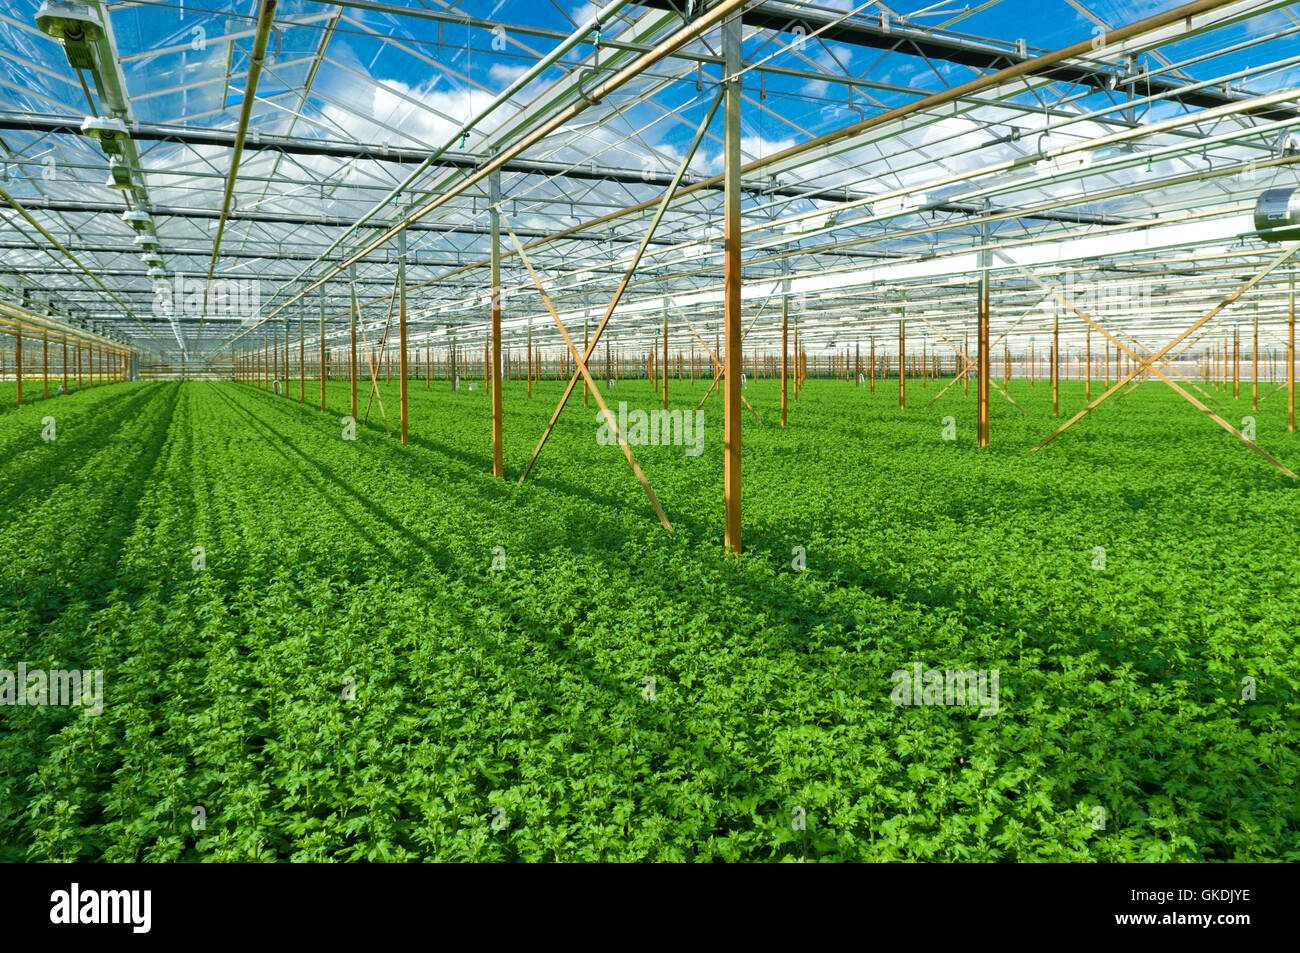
[2,377,1297,860]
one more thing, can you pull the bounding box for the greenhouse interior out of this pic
[0,0,1297,867]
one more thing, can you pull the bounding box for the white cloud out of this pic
[489,63,530,85]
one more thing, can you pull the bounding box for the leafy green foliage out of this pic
[0,374,1296,861]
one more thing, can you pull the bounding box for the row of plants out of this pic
[0,375,1296,860]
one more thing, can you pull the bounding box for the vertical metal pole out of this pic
[869,336,875,393]
[489,169,503,474]
[15,323,22,405]
[723,13,742,554]
[527,320,534,398]
[399,232,411,445]
[299,308,305,402]
[42,333,48,400]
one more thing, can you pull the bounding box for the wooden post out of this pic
[662,304,668,410]
[780,285,788,427]
[1052,310,1059,417]
[1252,308,1259,411]
[1289,270,1295,433]
[792,321,798,401]
[349,266,359,419]
[399,231,411,446]
[898,317,905,409]
[977,272,990,447]
[488,171,502,472]
[1085,323,1091,401]
[1233,326,1240,399]
[319,286,326,411]
[723,14,742,553]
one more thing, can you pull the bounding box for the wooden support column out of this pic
[1289,270,1295,433]
[780,281,788,427]
[398,231,411,446]
[488,171,502,472]
[1252,308,1259,411]
[722,14,742,553]
[1233,326,1240,399]
[319,286,326,411]
[1052,310,1059,417]
[662,304,669,410]
[962,331,968,396]
[1085,324,1091,401]
[898,317,906,409]
[792,321,798,400]
[348,266,359,418]
[977,271,990,447]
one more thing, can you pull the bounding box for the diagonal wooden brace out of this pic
[508,222,673,530]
